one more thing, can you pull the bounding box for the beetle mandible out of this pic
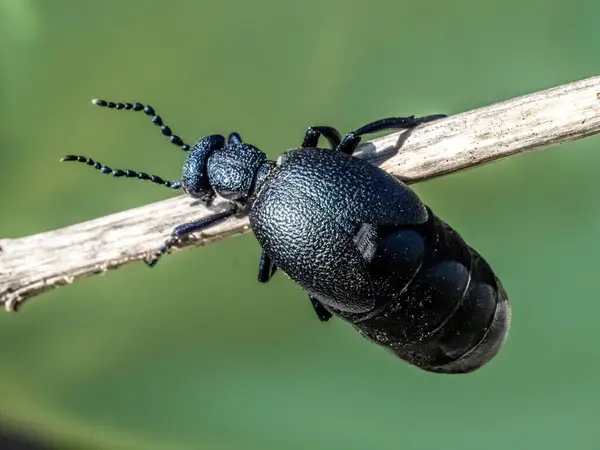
[62,99,511,374]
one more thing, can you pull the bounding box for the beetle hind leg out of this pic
[257,250,332,322]
[337,114,447,155]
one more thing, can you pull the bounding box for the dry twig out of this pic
[2,76,600,312]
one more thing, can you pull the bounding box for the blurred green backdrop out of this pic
[2,0,600,449]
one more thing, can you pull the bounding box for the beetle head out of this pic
[181,134,226,201]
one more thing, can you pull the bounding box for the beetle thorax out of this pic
[207,143,267,202]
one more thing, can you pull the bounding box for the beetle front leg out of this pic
[145,207,238,268]
[336,114,447,156]
[301,126,342,149]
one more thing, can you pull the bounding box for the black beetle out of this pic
[62,99,511,374]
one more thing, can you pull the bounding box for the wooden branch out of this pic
[2,76,600,312]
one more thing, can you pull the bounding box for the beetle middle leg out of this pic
[248,123,278,284]
[257,250,278,282]
[301,126,342,149]
[257,250,332,322]
[336,114,447,156]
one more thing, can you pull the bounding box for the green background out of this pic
[1,0,600,449]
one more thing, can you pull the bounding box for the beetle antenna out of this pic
[61,155,182,189]
[91,99,191,151]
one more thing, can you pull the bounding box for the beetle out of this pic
[62,98,511,374]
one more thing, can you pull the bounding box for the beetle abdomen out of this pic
[251,147,509,373]
[346,210,510,374]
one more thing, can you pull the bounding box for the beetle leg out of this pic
[257,250,278,282]
[227,132,243,145]
[336,114,447,155]
[257,251,331,321]
[309,295,333,322]
[301,126,342,149]
[145,206,238,268]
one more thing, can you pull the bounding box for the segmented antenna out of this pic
[60,155,182,189]
[91,99,191,151]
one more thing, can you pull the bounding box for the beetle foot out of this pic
[144,236,177,268]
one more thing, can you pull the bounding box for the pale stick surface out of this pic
[2,76,600,312]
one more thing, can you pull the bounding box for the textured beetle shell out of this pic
[249,147,510,373]
[251,148,428,313]
[182,134,226,199]
[207,143,266,200]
